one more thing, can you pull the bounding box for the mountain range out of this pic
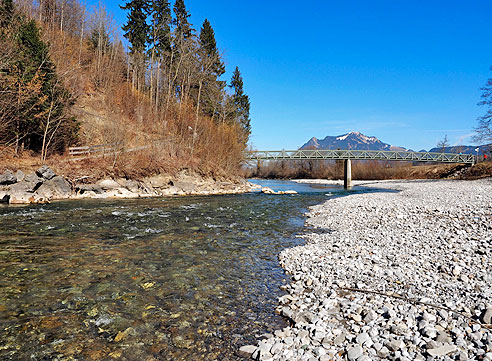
[300,131,491,154]
[300,132,407,151]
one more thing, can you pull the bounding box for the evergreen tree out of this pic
[149,0,172,57]
[229,66,250,138]
[89,24,111,53]
[173,0,192,41]
[197,19,225,117]
[0,0,14,28]
[11,20,77,152]
[199,19,225,78]
[121,0,149,55]
[121,0,150,90]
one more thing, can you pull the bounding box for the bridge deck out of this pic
[246,149,475,164]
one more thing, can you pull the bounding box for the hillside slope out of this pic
[0,1,250,181]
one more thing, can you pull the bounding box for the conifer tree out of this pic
[199,19,225,78]
[197,19,225,118]
[89,24,111,53]
[121,0,149,55]
[173,0,192,41]
[229,66,250,138]
[149,0,172,57]
[121,0,149,90]
[148,0,171,107]
[10,20,77,154]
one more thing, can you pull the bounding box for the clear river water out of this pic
[0,180,380,360]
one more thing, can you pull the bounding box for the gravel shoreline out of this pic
[243,179,492,360]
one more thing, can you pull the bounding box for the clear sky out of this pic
[90,0,492,151]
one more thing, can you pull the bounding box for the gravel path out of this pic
[243,179,492,360]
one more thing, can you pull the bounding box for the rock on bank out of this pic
[0,167,254,204]
[246,179,492,360]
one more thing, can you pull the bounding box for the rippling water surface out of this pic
[0,180,374,360]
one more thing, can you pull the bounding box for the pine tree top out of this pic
[173,0,193,40]
[199,19,217,56]
[231,67,244,96]
[121,0,150,55]
[199,19,225,77]
[149,0,172,56]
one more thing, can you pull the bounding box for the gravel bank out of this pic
[245,179,492,360]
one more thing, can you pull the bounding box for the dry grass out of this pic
[0,146,43,174]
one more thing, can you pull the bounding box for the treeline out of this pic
[0,0,250,176]
[246,160,418,180]
[119,0,250,135]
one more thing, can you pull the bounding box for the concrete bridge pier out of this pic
[344,159,352,189]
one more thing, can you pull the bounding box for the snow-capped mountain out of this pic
[300,131,407,151]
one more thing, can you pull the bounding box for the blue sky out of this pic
[91,0,492,151]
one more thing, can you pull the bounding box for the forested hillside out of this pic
[0,0,250,178]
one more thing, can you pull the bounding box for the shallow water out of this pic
[0,180,378,360]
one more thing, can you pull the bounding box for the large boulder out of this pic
[22,173,44,192]
[6,172,50,204]
[0,170,16,185]
[174,181,196,194]
[36,176,72,200]
[146,175,173,189]
[98,179,121,190]
[36,165,56,180]
[8,182,37,204]
[118,178,153,194]
[76,184,104,194]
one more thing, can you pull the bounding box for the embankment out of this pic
[0,166,255,205]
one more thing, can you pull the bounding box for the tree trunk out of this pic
[195,79,203,122]
[41,100,54,163]
[78,8,84,66]
[155,58,161,114]
[15,133,19,156]
[150,47,155,107]
[191,79,204,157]
[60,1,64,32]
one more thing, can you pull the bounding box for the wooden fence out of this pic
[68,138,172,161]
[68,142,122,157]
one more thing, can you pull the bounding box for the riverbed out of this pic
[0,180,386,360]
[252,179,492,360]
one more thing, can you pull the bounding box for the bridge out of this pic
[246,149,475,189]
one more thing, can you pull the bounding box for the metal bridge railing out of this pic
[245,149,475,164]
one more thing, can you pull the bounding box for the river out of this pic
[0,180,378,360]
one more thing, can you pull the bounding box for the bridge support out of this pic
[344,159,352,189]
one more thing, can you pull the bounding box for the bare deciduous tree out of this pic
[436,135,449,153]
[474,68,492,144]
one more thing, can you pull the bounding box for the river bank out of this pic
[243,179,492,360]
[0,166,257,204]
